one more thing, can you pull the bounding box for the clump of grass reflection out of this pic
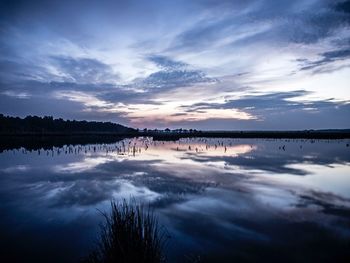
[83,200,168,263]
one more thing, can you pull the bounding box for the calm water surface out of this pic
[0,137,350,262]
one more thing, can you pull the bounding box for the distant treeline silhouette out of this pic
[0,114,136,134]
[1,114,350,139]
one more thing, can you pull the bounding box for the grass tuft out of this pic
[82,199,168,263]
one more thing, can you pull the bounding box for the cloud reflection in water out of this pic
[0,137,349,262]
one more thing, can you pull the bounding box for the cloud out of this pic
[162,0,350,80]
[179,90,350,130]
[141,70,213,89]
[183,90,311,112]
[298,48,350,72]
[169,0,350,53]
[133,55,216,91]
[335,0,350,15]
[147,55,187,70]
[0,59,56,83]
[1,90,30,99]
[50,56,119,84]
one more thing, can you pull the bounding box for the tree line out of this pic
[0,114,136,134]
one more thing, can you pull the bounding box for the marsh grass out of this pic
[83,200,168,263]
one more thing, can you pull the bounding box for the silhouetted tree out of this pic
[0,115,136,134]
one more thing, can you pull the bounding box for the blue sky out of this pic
[0,0,350,129]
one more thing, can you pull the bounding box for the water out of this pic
[0,137,350,262]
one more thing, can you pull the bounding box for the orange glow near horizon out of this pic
[54,90,257,126]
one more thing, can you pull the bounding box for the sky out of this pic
[0,0,350,130]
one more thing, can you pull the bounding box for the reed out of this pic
[83,200,168,263]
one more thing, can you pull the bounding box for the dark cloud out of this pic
[0,55,120,94]
[0,54,213,109]
[169,0,350,53]
[335,0,350,14]
[51,56,119,84]
[284,9,349,45]
[136,55,216,90]
[179,91,350,130]
[0,59,56,83]
[184,90,310,112]
[0,94,82,116]
[142,70,210,89]
[147,55,187,70]
[96,88,160,105]
[299,49,350,72]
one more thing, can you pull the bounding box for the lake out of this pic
[0,137,350,262]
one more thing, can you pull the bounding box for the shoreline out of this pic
[1,130,350,139]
